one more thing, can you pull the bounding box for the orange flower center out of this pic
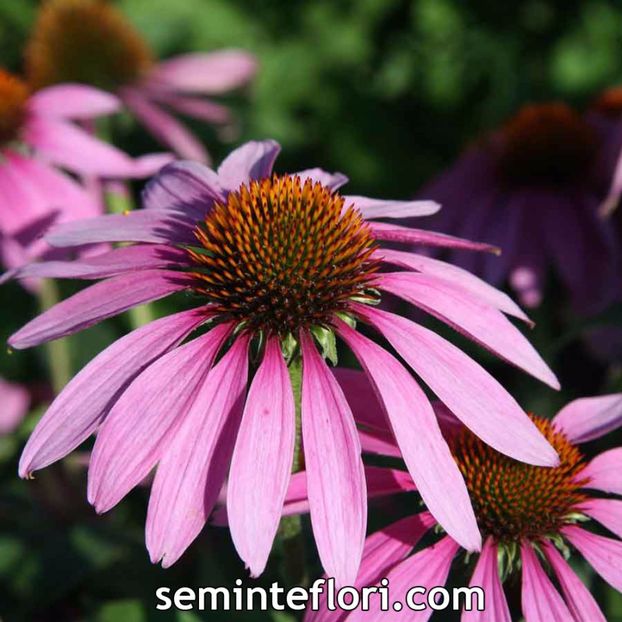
[496,103,596,186]
[188,175,379,336]
[0,70,29,147]
[25,0,154,91]
[591,86,622,118]
[451,415,589,544]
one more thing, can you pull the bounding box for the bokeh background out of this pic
[1,0,621,620]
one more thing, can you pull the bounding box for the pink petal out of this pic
[521,543,573,622]
[227,336,295,577]
[217,140,280,191]
[28,84,120,119]
[543,541,606,622]
[10,269,192,349]
[581,498,622,540]
[2,244,187,283]
[353,304,558,467]
[149,50,257,94]
[146,335,250,568]
[358,429,401,458]
[122,88,209,163]
[335,319,481,552]
[375,248,530,322]
[45,210,194,247]
[349,536,459,622]
[25,117,147,178]
[378,272,560,389]
[18,308,206,477]
[156,93,231,124]
[553,394,622,443]
[333,368,388,432]
[0,378,29,435]
[581,448,622,495]
[462,538,509,622]
[301,331,367,586]
[88,323,232,513]
[295,168,348,191]
[345,196,440,219]
[562,526,622,592]
[370,222,500,253]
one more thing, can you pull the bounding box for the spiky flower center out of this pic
[188,175,379,336]
[26,0,154,91]
[451,416,589,544]
[496,103,596,186]
[0,70,28,147]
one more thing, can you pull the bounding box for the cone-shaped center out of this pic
[450,416,589,544]
[26,0,154,91]
[0,70,28,147]
[188,174,379,336]
[592,86,622,118]
[497,103,596,186]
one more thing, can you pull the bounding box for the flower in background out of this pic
[0,378,30,436]
[25,0,257,164]
[419,102,620,314]
[6,140,559,584]
[303,378,622,621]
[0,68,169,275]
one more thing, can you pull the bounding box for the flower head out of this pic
[304,386,622,621]
[7,140,560,584]
[25,0,257,163]
[420,101,619,313]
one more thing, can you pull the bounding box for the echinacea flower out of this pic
[304,381,622,621]
[7,140,559,585]
[419,102,619,314]
[0,377,29,436]
[0,68,169,274]
[25,0,257,164]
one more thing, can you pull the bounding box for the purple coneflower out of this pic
[420,102,619,314]
[25,0,257,164]
[304,380,622,621]
[7,140,559,584]
[0,68,168,274]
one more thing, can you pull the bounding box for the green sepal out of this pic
[311,325,338,366]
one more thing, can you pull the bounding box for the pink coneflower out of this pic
[0,377,29,436]
[0,68,168,273]
[7,140,559,584]
[304,383,622,621]
[25,0,257,164]
[420,102,619,314]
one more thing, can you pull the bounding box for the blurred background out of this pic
[1,0,621,619]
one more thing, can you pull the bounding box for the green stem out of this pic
[38,280,72,393]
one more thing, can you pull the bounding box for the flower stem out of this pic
[38,280,72,394]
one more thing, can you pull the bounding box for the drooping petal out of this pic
[333,368,387,432]
[543,541,607,622]
[378,272,560,389]
[45,210,195,247]
[24,117,147,178]
[375,248,530,323]
[300,331,367,586]
[581,448,622,495]
[353,304,558,467]
[154,93,231,124]
[581,498,622,540]
[121,88,209,163]
[462,538,509,622]
[345,196,440,219]
[562,526,622,592]
[88,323,232,513]
[553,394,622,443]
[28,84,120,119]
[335,319,481,552]
[2,244,188,284]
[0,378,29,435]
[146,335,250,568]
[217,140,280,192]
[520,543,573,622]
[18,308,207,477]
[358,429,401,458]
[227,336,295,577]
[370,222,500,253]
[149,50,257,94]
[295,168,348,191]
[142,159,224,214]
[9,269,192,349]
